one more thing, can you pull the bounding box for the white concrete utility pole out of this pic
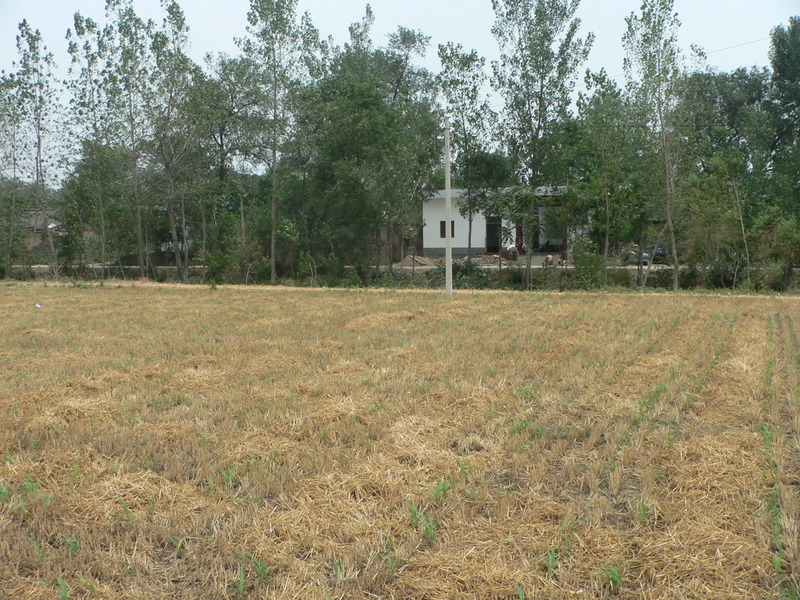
[444,117,453,297]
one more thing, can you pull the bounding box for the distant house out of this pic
[421,187,566,257]
[22,209,65,250]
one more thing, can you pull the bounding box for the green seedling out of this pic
[120,498,134,524]
[22,475,38,496]
[57,578,68,600]
[633,499,649,523]
[772,552,782,576]
[240,552,273,586]
[64,536,79,557]
[28,537,43,567]
[432,477,453,505]
[604,567,621,594]
[421,515,435,543]
[234,564,245,599]
[546,548,557,577]
[168,536,187,558]
[407,503,420,528]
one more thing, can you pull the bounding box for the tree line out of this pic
[0,0,798,290]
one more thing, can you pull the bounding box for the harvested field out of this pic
[1,282,800,599]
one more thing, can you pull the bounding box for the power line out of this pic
[706,37,769,54]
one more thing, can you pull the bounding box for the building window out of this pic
[439,220,455,238]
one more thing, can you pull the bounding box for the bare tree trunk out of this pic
[388,221,394,276]
[99,198,108,279]
[270,67,279,284]
[127,98,147,280]
[270,146,278,283]
[657,93,679,291]
[35,108,58,281]
[180,192,189,283]
[525,214,533,290]
[5,132,19,278]
[666,205,679,291]
[731,176,751,286]
[603,189,610,265]
[467,213,473,261]
[201,201,208,256]
[165,171,184,283]
[239,194,246,242]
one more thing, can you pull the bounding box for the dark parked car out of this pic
[649,247,667,263]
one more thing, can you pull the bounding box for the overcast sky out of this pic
[1,0,797,95]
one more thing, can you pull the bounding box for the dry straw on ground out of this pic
[1,282,799,599]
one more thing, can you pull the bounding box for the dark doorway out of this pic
[486,217,501,253]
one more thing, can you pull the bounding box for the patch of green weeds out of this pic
[508,414,543,440]
[705,313,721,332]
[218,464,245,489]
[405,503,435,543]
[518,385,536,404]
[132,457,154,472]
[147,392,186,410]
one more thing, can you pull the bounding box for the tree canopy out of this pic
[0,0,798,290]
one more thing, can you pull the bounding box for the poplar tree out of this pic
[66,13,115,277]
[491,0,593,286]
[576,71,647,271]
[15,20,59,278]
[148,0,203,283]
[105,0,156,279]
[623,0,683,290]
[0,73,26,277]
[239,0,313,282]
[437,42,496,258]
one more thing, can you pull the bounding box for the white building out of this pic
[421,188,566,257]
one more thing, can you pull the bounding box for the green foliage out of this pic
[347,266,363,288]
[572,239,604,288]
[203,252,233,284]
[2,0,798,292]
[317,253,342,287]
[431,260,493,289]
